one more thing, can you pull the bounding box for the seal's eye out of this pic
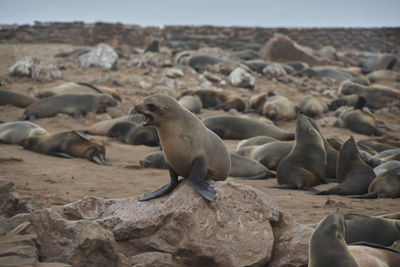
[146,103,157,112]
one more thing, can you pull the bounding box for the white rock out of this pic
[229,67,255,89]
[78,43,118,70]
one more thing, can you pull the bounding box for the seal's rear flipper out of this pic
[188,157,216,202]
[73,130,91,141]
[138,166,181,201]
[347,192,377,199]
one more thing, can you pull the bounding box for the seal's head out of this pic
[135,94,180,127]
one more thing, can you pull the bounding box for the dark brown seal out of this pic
[0,89,36,108]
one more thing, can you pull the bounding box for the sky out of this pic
[0,0,399,28]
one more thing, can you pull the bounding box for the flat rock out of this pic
[78,43,118,70]
[259,34,326,66]
[267,212,313,267]
[229,67,255,89]
[30,208,129,267]
[63,181,280,267]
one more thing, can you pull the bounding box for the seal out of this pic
[202,115,294,140]
[298,95,328,118]
[0,89,36,108]
[312,136,376,195]
[19,94,117,121]
[140,151,275,180]
[343,213,400,246]
[369,149,400,167]
[335,96,383,136]
[271,115,327,189]
[87,115,138,135]
[135,94,231,201]
[178,95,203,114]
[250,93,296,121]
[0,121,48,144]
[106,121,159,146]
[358,136,400,152]
[181,89,246,112]
[20,130,110,165]
[36,82,122,102]
[188,55,231,73]
[237,141,293,170]
[350,167,400,199]
[236,136,277,151]
[309,210,400,267]
[374,160,400,176]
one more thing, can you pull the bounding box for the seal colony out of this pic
[135,94,231,201]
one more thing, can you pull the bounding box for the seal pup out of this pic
[343,213,400,246]
[177,95,203,114]
[312,136,376,195]
[140,151,275,180]
[202,115,294,140]
[350,167,400,199]
[87,115,139,136]
[0,121,48,144]
[20,130,110,165]
[135,94,231,202]
[106,121,159,146]
[19,94,117,121]
[369,149,400,167]
[298,95,328,118]
[0,90,36,108]
[271,115,327,189]
[250,93,296,121]
[335,96,383,136]
[309,210,400,267]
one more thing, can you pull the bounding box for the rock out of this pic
[259,34,325,66]
[9,56,62,82]
[0,176,41,218]
[78,43,118,70]
[267,212,313,267]
[30,209,129,267]
[63,181,280,266]
[130,252,172,267]
[163,68,184,78]
[229,67,255,89]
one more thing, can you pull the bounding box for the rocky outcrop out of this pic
[78,43,118,70]
[63,181,280,267]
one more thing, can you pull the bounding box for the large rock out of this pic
[30,209,129,267]
[229,67,256,89]
[9,56,62,82]
[0,176,41,218]
[78,43,118,70]
[63,181,280,266]
[267,212,313,267]
[259,34,325,66]
[130,252,173,267]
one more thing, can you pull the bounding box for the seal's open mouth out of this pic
[143,113,153,126]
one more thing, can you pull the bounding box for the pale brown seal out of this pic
[0,121,48,144]
[178,95,203,114]
[298,95,328,118]
[135,94,231,201]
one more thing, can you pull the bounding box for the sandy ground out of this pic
[0,43,399,226]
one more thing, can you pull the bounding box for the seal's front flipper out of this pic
[91,153,111,166]
[189,157,216,202]
[138,166,181,201]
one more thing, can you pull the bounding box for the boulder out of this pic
[0,176,41,218]
[63,181,280,266]
[9,56,62,82]
[229,67,255,89]
[130,252,173,267]
[259,34,325,66]
[78,43,118,70]
[30,209,129,267]
[267,212,313,267]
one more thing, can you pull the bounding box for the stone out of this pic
[259,34,326,66]
[163,68,184,78]
[9,56,62,82]
[78,43,118,70]
[229,67,255,89]
[63,181,280,267]
[267,212,313,267]
[130,252,172,267]
[30,209,129,267]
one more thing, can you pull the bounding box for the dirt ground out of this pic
[0,43,399,226]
